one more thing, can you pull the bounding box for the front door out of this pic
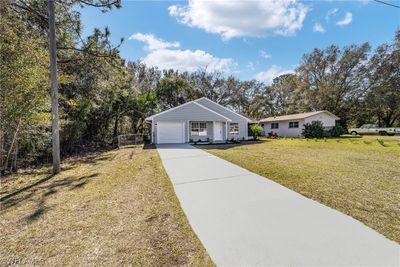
[214,122,223,141]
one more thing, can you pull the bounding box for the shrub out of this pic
[302,122,325,138]
[267,131,278,138]
[303,122,346,138]
[326,125,347,138]
[250,124,263,140]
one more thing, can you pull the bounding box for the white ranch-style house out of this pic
[260,111,340,137]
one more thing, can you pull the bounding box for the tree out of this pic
[189,71,229,105]
[364,31,400,127]
[1,0,125,170]
[156,76,200,109]
[295,43,371,125]
[250,124,263,140]
[270,74,299,115]
[48,0,60,174]
[0,5,49,173]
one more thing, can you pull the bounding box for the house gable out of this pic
[195,97,251,122]
[147,101,231,122]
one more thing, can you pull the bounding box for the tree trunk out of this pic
[389,113,400,127]
[12,140,18,171]
[48,0,61,174]
[113,113,119,138]
[4,119,21,173]
[0,129,4,176]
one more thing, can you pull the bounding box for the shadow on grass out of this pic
[0,146,127,224]
[0,162,102,223]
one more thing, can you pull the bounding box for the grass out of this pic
[0,145,213,266]
[201,135,400,243]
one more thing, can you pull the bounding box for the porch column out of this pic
[225,122,228,140]
[187,120,190,142]
[213,121,215,140]
[151,121,154,143]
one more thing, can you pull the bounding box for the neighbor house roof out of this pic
[259,111,340,122]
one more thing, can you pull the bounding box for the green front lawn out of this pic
[201,136,400,243]
[0,145,213,266]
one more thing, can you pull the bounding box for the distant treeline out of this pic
[0,0,399,173]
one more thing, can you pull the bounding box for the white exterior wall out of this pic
[261,112,338,138]
[304,113,336,128]
[262,119,305,137]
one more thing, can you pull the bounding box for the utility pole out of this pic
[48,0,61,174]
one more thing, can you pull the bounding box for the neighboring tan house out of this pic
[259,111,340,137]
[145,97,252,144]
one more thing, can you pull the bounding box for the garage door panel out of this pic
[157,122,185,144]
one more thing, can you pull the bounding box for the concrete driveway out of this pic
[157,144,399,266]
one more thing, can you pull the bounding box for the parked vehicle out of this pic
[348,124,400,136]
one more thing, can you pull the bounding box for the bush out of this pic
[302,122,325,138]
[250,124,263,140]
[267,131,278,138]
[326,125,347,137]
[303,122,346,138]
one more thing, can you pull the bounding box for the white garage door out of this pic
[157,121,185,144]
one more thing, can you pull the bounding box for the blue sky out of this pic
[79,0,400,82]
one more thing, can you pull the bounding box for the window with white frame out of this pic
[191,122,207,136]
[271,122,279,129]
[289,121,299,128]
[229,123,239,135]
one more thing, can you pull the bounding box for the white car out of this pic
[348,124,400,136]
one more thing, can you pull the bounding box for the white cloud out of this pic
[255,65,293,84]
[325,8,339,21]
[336,12,353,26]
[129,33,180,50]
[130,33,236,73]
[259,50,272,59]
[142,49,236,73]
[168,0,308,40]
[313,23,326,33]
